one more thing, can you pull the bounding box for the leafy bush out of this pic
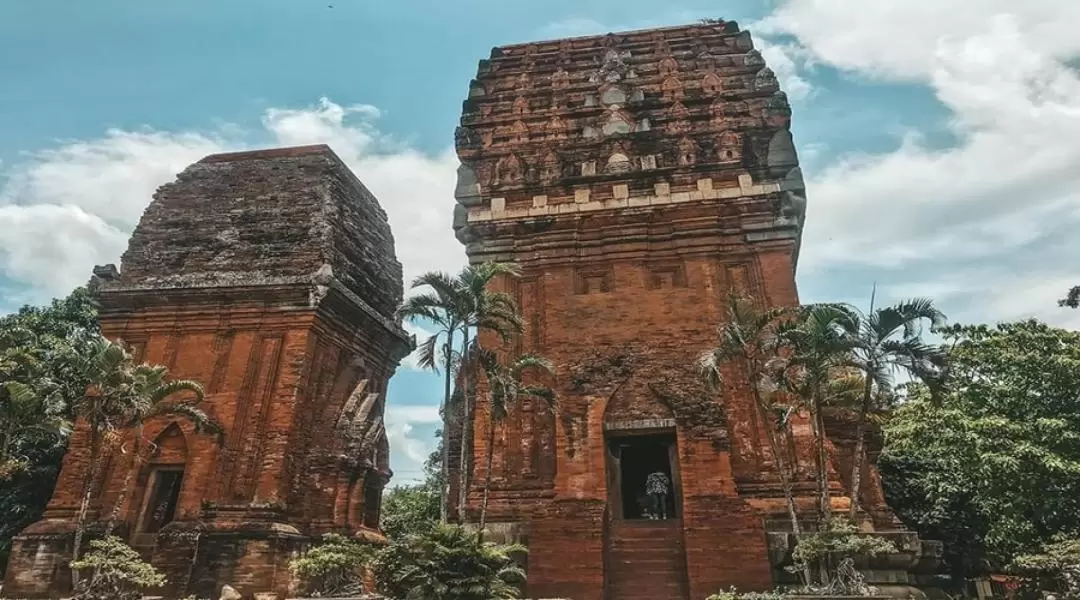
[380,482,439,540]
[69,535,166,600]
[371,523,526,600]
[291,533,374,597]
[1010,537,1080,600]
[790,519,895,594]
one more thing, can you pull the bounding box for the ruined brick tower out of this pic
[451,22,937,600]
[3,145,413,599]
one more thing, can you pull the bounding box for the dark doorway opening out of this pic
[609,433,678,520]
[137,468,184,534]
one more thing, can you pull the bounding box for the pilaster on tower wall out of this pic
[2,145,414,599]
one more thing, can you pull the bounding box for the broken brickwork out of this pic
[449,22,939,600]
[2,145,413,599]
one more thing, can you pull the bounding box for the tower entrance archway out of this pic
[605,431,681,521]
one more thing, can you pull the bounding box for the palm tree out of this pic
[397,271,469,522]
[69,336,219,587]
[697,294,803,535]
[0,382,70,480]
[773,304,855,522]
[0,328,72,479]
[397,262,522,525]
[453,262,522,523]
[835,294,946,520]
[475,350,554,538]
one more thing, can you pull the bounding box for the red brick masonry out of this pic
[448,21,936,600]
[2,146,413,599]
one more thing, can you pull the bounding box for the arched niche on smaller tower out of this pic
[133,423,188,539]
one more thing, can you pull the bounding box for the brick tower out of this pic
[3,145,414,599]
[451,22,937,600]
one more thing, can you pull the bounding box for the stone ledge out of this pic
[467,181,784,223]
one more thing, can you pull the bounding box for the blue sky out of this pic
[2,0,1079,483]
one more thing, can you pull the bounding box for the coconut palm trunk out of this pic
[478,413,496,540]
[847,375,874,521]
[456,332,472,523]
[810,393,831,521]
[747,378,801,534]
[439,334,455,523]
[104,423,143,536]
[71,432,103,588]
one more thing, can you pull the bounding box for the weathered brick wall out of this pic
[449,21,911,599]
[3,145,413,599]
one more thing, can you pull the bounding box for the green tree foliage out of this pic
[829,296,946,519]
[371,523,526,600]
[396,262,523,524]
[381,430,443,540]
[1010,537,1080,599]
[69,336,217,585]
[291,533,374,596]
[0,287,99,571]
[790,518,896,592]
[881,320,1080,579]
[381,481,441,540]
[1060,286,1079,309]
[69,535,166,600]
[698,295,803,535]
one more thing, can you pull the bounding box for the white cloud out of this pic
[400,321,437,372]
[759,2,1080,329]
[384,402,442,484]
[758,1,1080,81]
[754,36,814,101]
[0,97,464,302]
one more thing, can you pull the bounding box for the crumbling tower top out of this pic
[452,20,806,268]
[107,144,407,334]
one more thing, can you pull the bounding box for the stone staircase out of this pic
[606,519,689,600]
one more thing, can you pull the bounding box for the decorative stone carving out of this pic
[600,84,629,107]
[661,77,684,101]
[716,131,742,162]
[702,72,723,95]
[678,137,697,166]
[744,49,766,68]
[546,116,568,140]
[764,91,792,120]
[494,154,525,186]
[754,67,780,92]
[602,109,634,136]
[658,57,679,77]
[552,67,570,89]
[606,150,632,174]
[513,96,529,116]
[540,151,561,183]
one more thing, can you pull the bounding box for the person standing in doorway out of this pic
[645,470,671,520]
